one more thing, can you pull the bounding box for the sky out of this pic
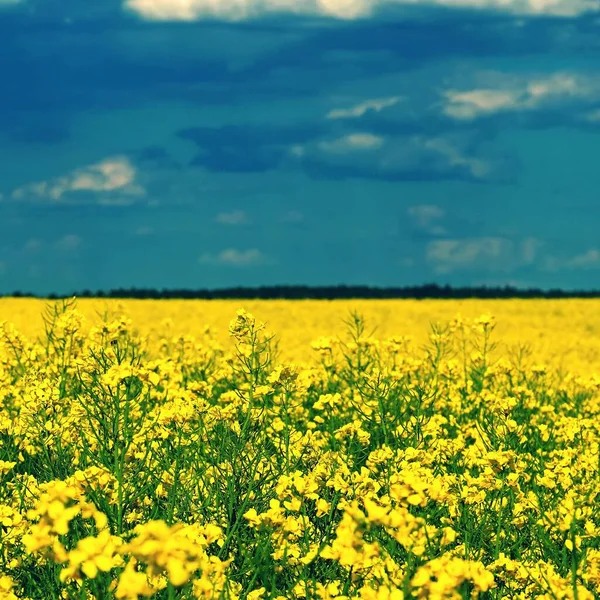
[1,0,600,294]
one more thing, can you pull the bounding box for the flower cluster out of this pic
[0,299,598,599]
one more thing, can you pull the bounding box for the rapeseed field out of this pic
[1,298,599,599]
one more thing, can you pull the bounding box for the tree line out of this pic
[3,284,600,300]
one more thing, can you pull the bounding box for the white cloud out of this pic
[55,234,82,252]
[443,89,521,120]
[422,137,492,178]
[521,236,542,264]
[317,133,385,153]
[427,235,546,273]
[568,248,600,268]
[215,209,249,225]
[198,248,270,267]
[124,0,600,21]
[24,239,43,253]
[408,204,446,235]
[135,226,154,236]
[70,158,139,193]
[326,96,403,120]
[125,0,372,20]
[542,248,600,271]
[408,204,445,222]
[11,156,145,203]
[427,237,513,273]
[443,73,600,120]
[292,132,503,182]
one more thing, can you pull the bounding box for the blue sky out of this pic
[1,0,600,294]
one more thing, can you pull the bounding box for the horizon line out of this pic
[2,283,600,299]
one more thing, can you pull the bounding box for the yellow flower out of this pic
[243,508,261,527]
[60,529,124,582]
[115,560,155,600]
[0,461,16,475]
[247,587,266,600]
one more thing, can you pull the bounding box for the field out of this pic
[0,298,599,599]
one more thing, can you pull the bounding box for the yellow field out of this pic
[2,297,600,372]
[1,298,600,599]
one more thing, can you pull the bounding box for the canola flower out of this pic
[0,298,599,598]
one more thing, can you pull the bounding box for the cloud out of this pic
[135,226,155,236]
[11,157,146,204]
[55,234,83,252]
[407,204,446,235]
[543,248,600,271]
[179,124,322,173]
[585,108,600,122]
[443,89,521,120]
[521,236,543,265]
[24,239,43,253]
[326,96,403,120]
[214,209,249,225]
[136,147,180,169]
[198,248,270,267]
[124,0,600,21]
[316,133,385,152]
[292,132,514,182]
[2,1,598,159]
[419,137,492,178]
[124,0,373,21]
[426,236,541,273]
[427,237,507,273]
[568,249,600,268]
[442,72,600,121]
[408,204,444,223]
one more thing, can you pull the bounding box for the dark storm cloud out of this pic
[134,146,182,169]
[243,11,600,80]
[296,131,520,184]
[2,3,599,119]
[0,1,594,188]
[177,119,520,183]
[1,0,598,156]
[0,25,235,111]
[324,66,600,137]
[178,124,326,173]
